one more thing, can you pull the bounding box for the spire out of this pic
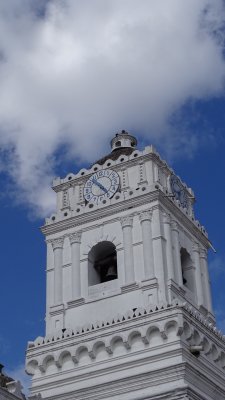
[110,130,137,151]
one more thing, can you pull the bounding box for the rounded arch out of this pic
[88,241,118,286]
[164,320,178,337]
[74,345,90,364]
[26,359,38,376]
[42,354,55,368]
[57,350,72,367]
[146,325,162,345]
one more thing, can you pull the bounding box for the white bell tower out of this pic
[26,131,225,400]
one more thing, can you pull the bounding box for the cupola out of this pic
[110,130,137,151]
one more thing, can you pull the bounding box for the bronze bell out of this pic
[105,264,117,280]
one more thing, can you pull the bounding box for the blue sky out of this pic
[0,0,225,390]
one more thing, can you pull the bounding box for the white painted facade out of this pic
[26,132,225,399]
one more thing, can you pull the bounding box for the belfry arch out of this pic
[88,241,118,286]
[180,247,195,294]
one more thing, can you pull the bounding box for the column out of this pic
[51,237,64,305]
[121,216,135,283]
[139,210,154,279]
[192,242,204,307]
[151,207,166,302]
[69,231,82,299]
[199,248,213,312]
[163,213,175,281]
[171,221,183,286]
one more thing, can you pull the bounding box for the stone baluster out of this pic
[121,216,135,284]
[171,221,183,286]
[199,248,213,312]
[51,237,64,305]
[139,210,154,279]
[163,213,175,281]
[69,231,82,299]
[151,207,166,302]
[192,242,204,307]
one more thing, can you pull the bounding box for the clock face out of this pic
[170,175,188,208]
[84,169,120,205]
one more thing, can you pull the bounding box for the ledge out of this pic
[121,282,139,293]
[67,298,85,309]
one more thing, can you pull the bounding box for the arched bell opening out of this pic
[88,241,118,286]
[180,247,195,293]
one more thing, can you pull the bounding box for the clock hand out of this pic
[92,178,108,193]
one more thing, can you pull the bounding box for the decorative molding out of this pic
[192,242,200,253]
[49,237,64,250]
[138,162,148,185]
[67,298,85,309]
[141,278,158,290]
[26,303,225,383]
[120,215,133,228]
[69,231,82,245]
[83,233,121,256]
[163,212,171,224]
[62,189,69,208]
[199,248,207,259]
[139,210,153,223]
[42,191,210,250]
[121,282,139,293]
[152,235,166,242]
[49,303,65,316]
[171,221,179,231]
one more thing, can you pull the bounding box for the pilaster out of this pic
[121,216,135,284]
[192,242,204,307]
[69,231,82,299]
[199,247,213,315]
[50,237,64,305]
[171,221,183,287]
[151,207,167,302]
[139,210,154,280]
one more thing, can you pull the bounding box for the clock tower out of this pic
[26,131,225,400]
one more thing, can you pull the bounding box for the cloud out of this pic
[0,0,224,216]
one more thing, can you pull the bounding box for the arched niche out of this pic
[88,241,118,286]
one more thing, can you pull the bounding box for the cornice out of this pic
[41,190,159,236]
[41,189,210,249]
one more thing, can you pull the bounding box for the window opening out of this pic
[180,247,195,292]
[88,241,118,286]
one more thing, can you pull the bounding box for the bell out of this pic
[105,265,117,281]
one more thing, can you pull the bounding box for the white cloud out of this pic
[0,0,224,216]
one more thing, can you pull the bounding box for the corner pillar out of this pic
[171,221,183,286]
[192,242,204,307]
[151,207,167,302]
[199,248,213,313]
[163,213,175,281]
[51,237,64,305]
